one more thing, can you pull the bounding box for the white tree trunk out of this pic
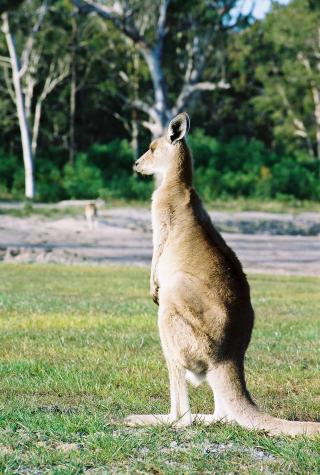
[72,0,232,141]
[141,47,168,137]
[32,99,42,156]
[1,12,35,199]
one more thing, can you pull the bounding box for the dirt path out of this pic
[0,208,319,276]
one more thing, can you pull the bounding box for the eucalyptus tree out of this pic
[250,0,320,175]
[0,0,70,198]
[73,0,246,138]
[1,1,47,198]
[0,0,25,13]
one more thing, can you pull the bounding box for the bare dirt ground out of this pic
[0,207,319,276]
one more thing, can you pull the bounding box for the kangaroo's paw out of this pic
[124,414,173,426]
[192,413,229,424]
[125,413,193,427]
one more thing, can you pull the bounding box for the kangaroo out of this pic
[127,112,320,436]
[85,202,98,230]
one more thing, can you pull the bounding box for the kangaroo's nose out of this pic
[133,160,139,171]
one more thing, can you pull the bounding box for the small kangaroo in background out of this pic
[85,202,98,230]
[128,112,320,436]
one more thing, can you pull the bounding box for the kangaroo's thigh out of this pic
[158,304,210,375]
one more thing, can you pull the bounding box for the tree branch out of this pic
[172,79,230,116]
[277,84,314,157]
[73,0,146,47]
[2,64,15,102]
[297,52,320,160]
[19,0,48,78]
[31,59,70,155]
[0,54,11,65]
[157,0,170,45]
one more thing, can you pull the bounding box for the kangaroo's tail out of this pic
[206,362,320,436]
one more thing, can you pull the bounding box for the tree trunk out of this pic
[140,46,169,138]
[131,52,140,159]
[69,13,77,165]
[2,12,35,199]
[131,110,139,160]
[32,98,42,155]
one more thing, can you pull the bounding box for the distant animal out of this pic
[127,112,320,436]
[85,202,97,230]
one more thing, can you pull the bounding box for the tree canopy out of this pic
[0,0,319,202]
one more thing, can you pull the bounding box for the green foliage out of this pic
[0,148,20,193]
[63,154,103,199]
[100,175,153,201]
[229,0,320,169]
[0,0,320,204]
[67,140,153,201]
[0,0,25,13]
[190,131,320,201]
[1,134,319,202]
[88,139,134,180]
[36,161,65,202]
[271,158,320,200]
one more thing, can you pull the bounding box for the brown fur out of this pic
[126,112,320,436]
[85,202,97,230]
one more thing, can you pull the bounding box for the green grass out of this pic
[0,265,319,474]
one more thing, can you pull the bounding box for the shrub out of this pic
[100,175,153,201]
[63,154,104,199]
[36,160,65,202]
[0,134,319,202]
[11,168,25,199]
[270,158,319,200]
[188,129,220,168]
[88,139,134,180]
[0,148,21,191]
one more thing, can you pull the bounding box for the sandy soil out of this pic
[0,207,319,276]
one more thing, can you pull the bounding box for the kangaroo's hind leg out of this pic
[125,307,192,427]
[124,361,191,427]
[166,358,192,426]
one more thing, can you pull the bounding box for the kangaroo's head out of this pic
[134,112,191,182]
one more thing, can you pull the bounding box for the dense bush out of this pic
[63,154,104,199]
[0,133,319,202]
[190,130,319,201]
[36,158,66,202]
[0,148,21,198]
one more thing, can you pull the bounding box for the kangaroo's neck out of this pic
[153,142,193,210]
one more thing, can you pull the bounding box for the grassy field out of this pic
[0,264,319,474]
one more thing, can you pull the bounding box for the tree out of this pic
[72,0,246,137]
[250,0,320,175]
[0,5,46,198]
[0,0,25,13]
[1,0,70,198]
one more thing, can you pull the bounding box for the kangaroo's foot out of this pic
[192,413,230,424]
[125,414,173,426]
[125,413,229,427]
[125,413,192,427]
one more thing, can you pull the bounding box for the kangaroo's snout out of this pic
[133,160,139,172]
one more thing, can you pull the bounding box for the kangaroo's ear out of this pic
[167,112,190,144]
